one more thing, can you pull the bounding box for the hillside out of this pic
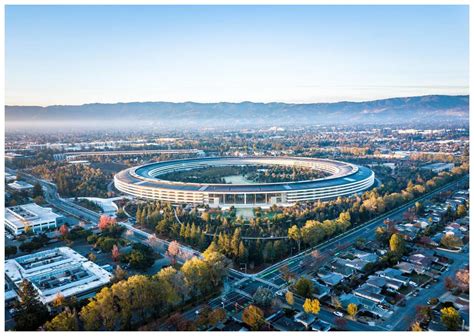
[5,95,469,128]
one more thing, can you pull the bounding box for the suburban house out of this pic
[375,268,409,286]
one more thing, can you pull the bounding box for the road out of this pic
[62,149,203,159]
[174,175,468,331]
[9,168,101,224]
[10,167,468,331]
[384,248,469,331]
[247,175,468,330]
[255,175,468,281]
[289,294,385,331]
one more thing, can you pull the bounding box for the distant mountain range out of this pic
[5,95,469,129]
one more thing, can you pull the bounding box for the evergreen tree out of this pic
[14,279,50,331]
[32,182,43,198]
[238,241,248,262]
[230,228,241,258]
[198,232,208,250]
[190,223,198,245]
[263,241,274,262]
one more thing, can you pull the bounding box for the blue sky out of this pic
[5,5,469,106]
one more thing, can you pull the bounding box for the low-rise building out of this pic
[271,315,305,331]
[407,253,437,269]
[5,247,112,305]
[5,203,65,235]
[375,268,409,286]
[334,257,369,272]
[366,275,402,292]
[395,261,426,275]
[320,272,344,286]
[439,292,469,311]
[353,284,385,304]
[5,172,16,182]
[310,280,330,299]
[7,180,34,191]
[294,312,316,329]
[421,162,454,173]
[310,319,331,331]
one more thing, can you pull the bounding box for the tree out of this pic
[122,244,155,270]
[165,312,186,330]
[230,228,241,258]
[303,298,320,315]
[456,204,467,218]
[13,280,50,331]
[195,304,212,329]
[238,241,247,261]
[80,274,163,331]
[415,305,432,323]
[375,226,389,244]
[112,244,120,262]
[389,233,405,255]
[347,303,358,319]
[415,201,424,215]
[294,277,313,298]
[5,245,17,257]
[33,182,43,198]
[201,211,210,223]
[87,234,98,245]
[88,252,97,262]
[111,265,128,283]
[455,269,469,292]
[440,307,461,331]
[242,304,265,331]
[98,215,116,231]
[334,317,347,330]
[202,246,230,288]
[384,218,396,233]
[279,264,295,283]
[167,240,181,264]
[441,234,462,249]
[285,291,294,306]
[44,308,79,331]
[331,295,342,309]
[288,225,302,252]
[253,287,274,307]
[444,277,456,292]
[181,257,211,297]
[59,224,69,237]
[96,237,116,252]
[33,196,45,205]
[52,292,66,309]
[208,308,227,326]
[411,321,423,331]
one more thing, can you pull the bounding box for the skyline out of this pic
[6,5,469,106]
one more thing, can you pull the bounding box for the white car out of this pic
[333,311,344,317]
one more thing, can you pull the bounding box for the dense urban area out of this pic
[4,122,470,332]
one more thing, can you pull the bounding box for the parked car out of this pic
[333,311,344,317]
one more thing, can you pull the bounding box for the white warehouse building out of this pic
[5,203,65,236]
